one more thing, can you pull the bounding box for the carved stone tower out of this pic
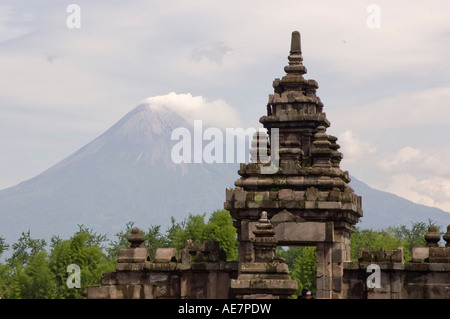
[225,31,363,299]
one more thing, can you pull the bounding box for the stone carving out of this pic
[443,225,450,248]
[230,211,298,299]
[425,225,441,247]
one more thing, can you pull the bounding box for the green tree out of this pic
[0,236,8,258]
[172,213,208,249]
[145,224,171,257]
[8,231,46,266]
[0,262,13,298]
[350,221,436,261]
[14,251,57,299]
[106,221,136,258]
[389,220,434,253]
[204,210,238,261]
[49,227,114,299]
[277,246,316,298]
[171,210,238,261]
[106,218,185,259]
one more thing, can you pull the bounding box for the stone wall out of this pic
[87,230,237,299]
[343,244,450,299]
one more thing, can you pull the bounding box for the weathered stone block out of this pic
[142,284,153,299]
[283,200,304,209]
[412,247,429,261]
[116,262,145,272]
[305,187,318,201]
[293,191,305,200]
[253,192,269,202]
[234,201,246,209]
[87,285,112,299]
[117,247,151,263]
[329,188,342,202]
[155,248,178,263]
[154,284,170,298]
[247,201,262,209]
[149,273,169,283]
[304,201,316,209]
[317,201,341,210]
[234,188,247,202]
[261,201,279,209]
[278,189,294,201]
[101,272,117,285]
[429,247,450,263]
[273,222,328,245]
[225,188,234,201]
[116,271,142,285]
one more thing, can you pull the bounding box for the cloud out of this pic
[377,146,450,212]
[190,42,232,65]
[384,174,450,213]
[330,86,450,135]
[338,130,377,164]
[379,146,450,178]
[0,5,34,44]
[141,92,241,129]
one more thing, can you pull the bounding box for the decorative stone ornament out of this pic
[128,227,145,248]
[443,225,450,248]
[425,225,441,247]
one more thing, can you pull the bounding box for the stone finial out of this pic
[311,126,332,168]
[425,225,441,247]
[284,30,306,75]
[128,227,145,248]
[290,30,301,54]
[443,225,450,247]
[254,211,274,234]
[252,211,277,263]
[250,131,269,163]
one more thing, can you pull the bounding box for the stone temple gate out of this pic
[224,31,362,299]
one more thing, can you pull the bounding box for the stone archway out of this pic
[231,209,352,299]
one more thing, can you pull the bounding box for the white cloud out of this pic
[378,146,421,172]
[338,130,377,164]
[331,86,450,135]
[190,42,232,65]
[141,92,241,129]
[379,146,450,178]
[384,174,450,212]
[377,146,450,212]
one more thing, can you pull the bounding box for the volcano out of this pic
[0,102,239,243]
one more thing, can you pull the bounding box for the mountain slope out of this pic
[0,103,239,243]
[349,177,450,230]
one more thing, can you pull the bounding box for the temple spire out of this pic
[284,30,306,75]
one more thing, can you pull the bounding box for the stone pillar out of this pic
[316,242,332,299]
[331,230,351,298]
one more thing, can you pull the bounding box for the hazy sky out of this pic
[1,1,450,212]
